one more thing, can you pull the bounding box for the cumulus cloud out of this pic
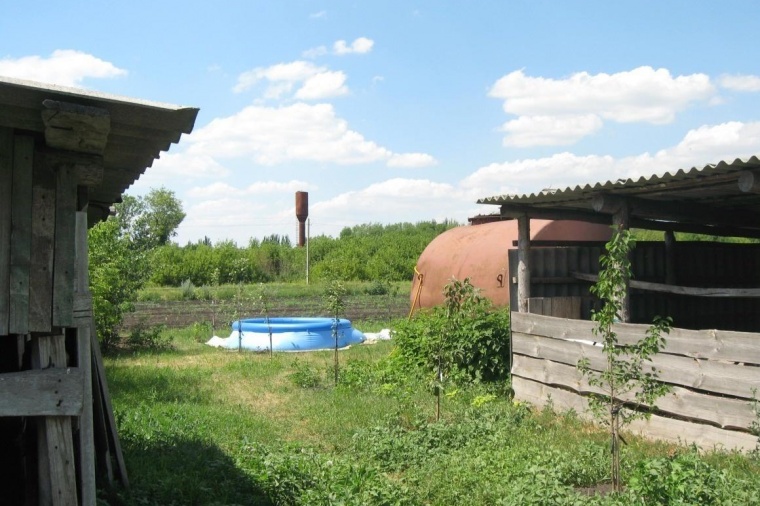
[489,66,716,147]
[234,60,348,99]
[0,49,127,87]
[186,102,434,167]
[719,74,760,92]
[464,121,760,200]
[500,114,603,147]
[333,37,374,55]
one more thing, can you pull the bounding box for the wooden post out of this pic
[517,215,531,313]
[664,230,677,285]
[75,209,96,506]
[612,203,631,323]
[32,335,79,506]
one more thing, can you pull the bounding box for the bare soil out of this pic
[122,293,411,330]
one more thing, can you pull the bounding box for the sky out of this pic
[3,1,760,245]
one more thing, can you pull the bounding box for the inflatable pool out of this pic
[207,317,366,352]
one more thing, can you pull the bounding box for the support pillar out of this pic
[517,215,531,313]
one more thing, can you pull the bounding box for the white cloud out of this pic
[310,10,327,19]
[234,60,349,100]
[719,74,760,92]
[181,102,435,168]
[489,67,716,146]
[294,71,349,99]
[333,37,374,55]
[302,46,328,59]
[186,102,408,165]
[0,49,126,87]
[388,153,438,168]
[500,114,603,147]
[465,121,760,200]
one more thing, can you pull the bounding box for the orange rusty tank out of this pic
[410,220,612,310]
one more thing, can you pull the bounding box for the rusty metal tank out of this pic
[410,220,612,309]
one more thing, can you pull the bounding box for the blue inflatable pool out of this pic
[215,317,365,352]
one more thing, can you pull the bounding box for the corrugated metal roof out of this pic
[0,76,199,224]
[476,156,760,237]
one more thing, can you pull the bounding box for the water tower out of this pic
[295,191,308,247]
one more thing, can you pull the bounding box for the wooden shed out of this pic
[0,76,198,504]
[478,156,760,451]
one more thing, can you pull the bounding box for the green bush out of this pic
[392,278,511,383]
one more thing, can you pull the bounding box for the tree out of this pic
[89,187,185,347]
[578,227,672,492]
[115,187,185,251]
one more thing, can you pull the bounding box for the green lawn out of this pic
[101,326,760,505]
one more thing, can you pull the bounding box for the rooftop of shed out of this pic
[0,76,199,224]
[477,156,760,238]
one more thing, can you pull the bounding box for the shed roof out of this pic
[477,156,760,238]
[0,76,199,224]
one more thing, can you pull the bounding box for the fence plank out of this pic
[512,354,757,430]
[513,376,758,452]
[9,135,34,334]
[512,311,760,365]
[0,368,83,416]
[0,127,11,335]
[513,332,760,399]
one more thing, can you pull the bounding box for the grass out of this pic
[101,323,760,505]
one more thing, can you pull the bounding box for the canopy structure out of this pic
[0,75,199,225]
[478,156,760,239]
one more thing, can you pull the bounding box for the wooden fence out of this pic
[511,311,760,451]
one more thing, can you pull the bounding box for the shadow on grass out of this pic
[111,436,274,506]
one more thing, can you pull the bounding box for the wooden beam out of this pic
[593,193,760,231]
[517,215,530,313]
[0,127,12,335]
[42,100,110,155]
[572,271,760,297]
[501,204,611,224]
[39,150,104,187]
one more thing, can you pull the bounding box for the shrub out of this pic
[392,278,511,383]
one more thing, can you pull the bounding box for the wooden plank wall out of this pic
[510,242,760,332]
[511,311,760,451]
[0,128,11,334]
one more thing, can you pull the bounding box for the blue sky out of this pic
[3,1,760,244]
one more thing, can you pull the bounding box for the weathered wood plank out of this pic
[512,354,757,430]
[0,127,12,335]
[53,164,76,327]
[91,321,130,488]
[513,331,760,399]
[33,334,78,505]
[511,311,760,365]
[9,135,34,334]
[42,100,110,155]
[28,153,56,332]
[515,374,748,450]
[0,368,83,416]
[513,376,758,452]
[573,270,760,297]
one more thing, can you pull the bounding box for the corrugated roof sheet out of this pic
[476,156,760,237]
